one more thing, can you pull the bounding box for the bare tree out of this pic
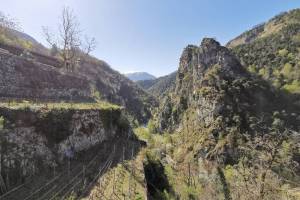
[43,7,96,71]
[0,11,20,31]
[228,116,299,200]
[83,36,97,56]
[0,11,21,39]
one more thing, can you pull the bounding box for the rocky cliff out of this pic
[156,38,299,158]
[147,38,300,199]
[0,103,135,196]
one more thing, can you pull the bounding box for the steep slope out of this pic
[147,71,177,98]
[136,79,157,90]
[227,9,300,96]
[148,38,300,199]
[137,71,177,98]
[156,38,286,132]
[0,30,152,199]
[226,9,300,48]
[0,36,156,123]
[0,102,142,199]
[0,27,48,54]
[124,72,156,82]
[0,50,92,102]
[75,58,157,123]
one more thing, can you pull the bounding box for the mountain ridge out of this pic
[228,8,300,97]
[124,71,156,82]
[137,71,177,98]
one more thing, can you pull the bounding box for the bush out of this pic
[247,65,258,73]
[281,63,293,78]
[0,116,4,130]
[278,49,289,57]
[282,80,300,93]
[134,127,151,142]
[148,119,157,134]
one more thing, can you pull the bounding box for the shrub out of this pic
[281,63,293,78]
[278,49,289,57]
[148,119,157,134]
[282,80,300,93]
[0,116,4,130]
[258,68,267,77]
[247,65,258,73]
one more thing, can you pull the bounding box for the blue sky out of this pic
[2,0,300,76]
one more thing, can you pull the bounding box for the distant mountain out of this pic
[124,72,156,82]
[137,71,177,98]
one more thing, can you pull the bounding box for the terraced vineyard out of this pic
[0,139,141,200]
[85,150,147,200]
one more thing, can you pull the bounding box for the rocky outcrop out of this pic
[156,38,300,162]
[157,38,254,132]
[0,106,133,189]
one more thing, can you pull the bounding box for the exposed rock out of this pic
[157,38,254,132]
[0,106,134,188]
[155,38,300,163]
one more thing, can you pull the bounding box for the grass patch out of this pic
[0,101,120,111]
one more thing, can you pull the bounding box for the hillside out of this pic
[1,6,300,200]
[228,9,300,98]
[144,38,300,199]
[0,101,143,200]
[0,28,154,200]
[0,27,48,54]
[136,79,157,90]
[137,71,177,98]
[124,72,156,82]
[0,34,156,123]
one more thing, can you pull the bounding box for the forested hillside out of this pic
[137,71,177,99]
[140,38,300,199]
[228,9,300,98]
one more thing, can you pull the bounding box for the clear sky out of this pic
[1,0,300,76]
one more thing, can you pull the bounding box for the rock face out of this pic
[0,106,133,189]
[174,39,248,106]
[156,38,300,168]
[156,38,299,135]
